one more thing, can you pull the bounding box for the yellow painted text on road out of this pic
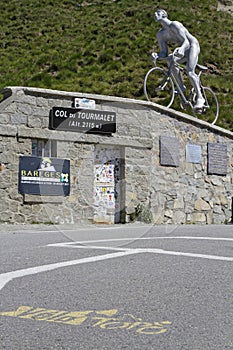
[0,306,171,335]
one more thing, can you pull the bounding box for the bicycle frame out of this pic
[165,55,196,110]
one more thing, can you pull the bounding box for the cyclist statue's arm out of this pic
[151,29,168,62]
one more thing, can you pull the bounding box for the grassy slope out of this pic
[0,0,232,129]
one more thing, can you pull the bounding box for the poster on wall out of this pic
[94,147,123,224]
[18,156,70,196]
[94,164,115,224]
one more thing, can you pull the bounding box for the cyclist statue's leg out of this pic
[167,56,186,92]
[186,45,205,110]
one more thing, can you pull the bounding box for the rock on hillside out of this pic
[218,0,233,14]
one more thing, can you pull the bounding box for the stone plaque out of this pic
[207,143,227,175]
[160,136,179,167]
[186,144,202,163]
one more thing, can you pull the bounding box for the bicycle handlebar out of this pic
[151,51,181,61]
[151,52,184,69]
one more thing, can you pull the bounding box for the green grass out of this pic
[0,0,232,129]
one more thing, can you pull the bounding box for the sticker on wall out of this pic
[95,164,115,183]
[74,98,96,109]
[18,156,70,196]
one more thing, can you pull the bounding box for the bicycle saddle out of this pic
[197,64,208,71]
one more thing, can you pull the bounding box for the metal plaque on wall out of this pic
[186,144,202,163]
[50,107,116,134]
[207,143,227,175]
[160,136,180,167]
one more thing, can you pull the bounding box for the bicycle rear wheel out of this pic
[144,67,175,108]
[201,87,219,125]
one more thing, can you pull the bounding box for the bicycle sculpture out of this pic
[144,9,219,125]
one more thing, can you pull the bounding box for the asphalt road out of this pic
[0,224,233,350]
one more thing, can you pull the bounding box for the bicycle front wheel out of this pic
[202,87,219,125]
[144,67,175,108]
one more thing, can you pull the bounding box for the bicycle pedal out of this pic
[202,108,207,114]
[195,108,203,114]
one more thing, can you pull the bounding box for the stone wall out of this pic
[150,119,233,224]
[0,86,232,225]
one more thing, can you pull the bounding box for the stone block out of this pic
[4,103,17,113]
[0,211,14,223]
[28,116,43,128]
[206,212,213,224]
[218,194,228,207]
[0,114,10,124]
[0,124,17,136]
[165,209,173,218]
[174,197,184,209]
[36,97,49,107]
[191,212,206,223]
[197,189,209,199]
[211,177,223,186]
[10,114,27,125]
[173,210,186,223]
[213,214,227,224]
[13,213,26,224]
[17,104,33,115]
[213,205,223,214]
[194,198,211,211]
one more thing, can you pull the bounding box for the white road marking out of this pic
[66,244,134,252]
[48,243,233,262]
[140,248,233,261]
[0,250,139,292]
[1,236,233,293]
[48,239,233,262]
[47,236,233,248]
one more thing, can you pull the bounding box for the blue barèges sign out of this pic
[18,156,70,196]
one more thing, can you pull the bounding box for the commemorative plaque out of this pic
[50,107,116,134]
[186,144,202,163]
[207,143,227,175]
[160,136,180,167]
